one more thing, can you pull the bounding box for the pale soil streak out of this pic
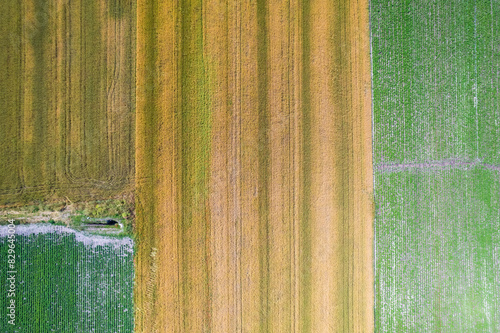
[267,0,293,331]
[239,1,263,331]
[205,0,234,331]
[307,0,373,331]
[349,0,374,331]
[308,0,343,330]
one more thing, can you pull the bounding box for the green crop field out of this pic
[371,0,500,331]
[375,167,500,331]
[0,224,134,332]
[371,0,499,164]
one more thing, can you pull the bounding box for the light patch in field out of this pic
[0,224,133,250]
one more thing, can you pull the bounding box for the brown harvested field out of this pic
[135,0,373,332]
[0,0,135,207]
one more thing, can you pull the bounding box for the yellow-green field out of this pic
[0,0,136,206]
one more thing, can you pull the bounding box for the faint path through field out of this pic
[376,159,500,172]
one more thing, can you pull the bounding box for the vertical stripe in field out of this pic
[300,0,313,330]
[266,0,303,331]
[268,0,292,330]
[303,0,373,331]
[289,0,304,331]
[106,0,135,182]
[137,0,213,331]
[179,0,212,330]
[21,0,54,194]
[205,0,234,331]
[55,0,67,192]
[135,0,180,331]
[256,0,271,330]
[307,0,344,330]
[350,0,374,330]
[66,0,84,182]
[0,0,22,194]
[227,0,243,329]
[240,0,266,329]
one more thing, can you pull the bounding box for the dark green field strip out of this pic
[179,1,212,330]
[0,227,134,332]
[256,0,271,331]
[375,167,500,332]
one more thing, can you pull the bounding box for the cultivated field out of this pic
[135,0,373,332]
[0,225,134,332]
[372,0,500,331]
[375,167,500,332]
[371,0,500,165]
[0,0,136,206]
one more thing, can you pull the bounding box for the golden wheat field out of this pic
[135,0,373,331]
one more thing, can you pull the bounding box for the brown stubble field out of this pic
[135,0,373,332]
